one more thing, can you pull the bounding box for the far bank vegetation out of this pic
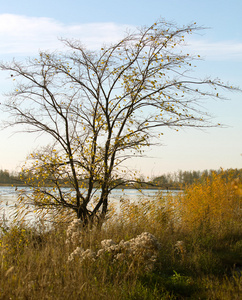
[1,167,242,190]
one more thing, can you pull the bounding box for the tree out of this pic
[0,20,238,226]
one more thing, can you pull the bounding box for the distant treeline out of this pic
[0,168,241,189]
[0,169,21,185]
[151,168,242,189]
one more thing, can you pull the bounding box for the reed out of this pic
[0,172,241,299]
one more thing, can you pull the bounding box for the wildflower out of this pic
[101,239,115,249]
[68,246,84,262]
[66,219,83,245]
[99,232,160,270]
[68,232,161,271]
[97,248,105,257]
[79,249,96,262]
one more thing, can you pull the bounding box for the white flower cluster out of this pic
[68,231,161,270]
[66,219,83,245]
[68,247,96,263]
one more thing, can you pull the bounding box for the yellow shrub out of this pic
[177,172,241,233]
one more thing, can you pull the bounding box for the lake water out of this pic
[0,186,176,226]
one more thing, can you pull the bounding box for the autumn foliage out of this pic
[177,171,242,233]
[0,171,241,299]
[0,20,238,225]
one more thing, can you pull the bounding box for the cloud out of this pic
[186,39,242,61]
[1,14,242,62]
[0,14,133,56]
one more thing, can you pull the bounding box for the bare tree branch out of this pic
[0,20,240,227]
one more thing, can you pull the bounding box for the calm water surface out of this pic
[0,186,176,225]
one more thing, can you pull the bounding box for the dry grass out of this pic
[0,172,241,299]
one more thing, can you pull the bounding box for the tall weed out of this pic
[176,171,242,235]
[0,172,241,299]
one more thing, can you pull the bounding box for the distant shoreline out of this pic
[0,183,181,190]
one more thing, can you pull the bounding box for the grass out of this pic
[0,172,241,299]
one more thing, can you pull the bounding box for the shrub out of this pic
[176,171,242,234]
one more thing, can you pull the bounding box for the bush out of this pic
[176,171,242,234]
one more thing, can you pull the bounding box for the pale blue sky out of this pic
[0,0,241,176]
